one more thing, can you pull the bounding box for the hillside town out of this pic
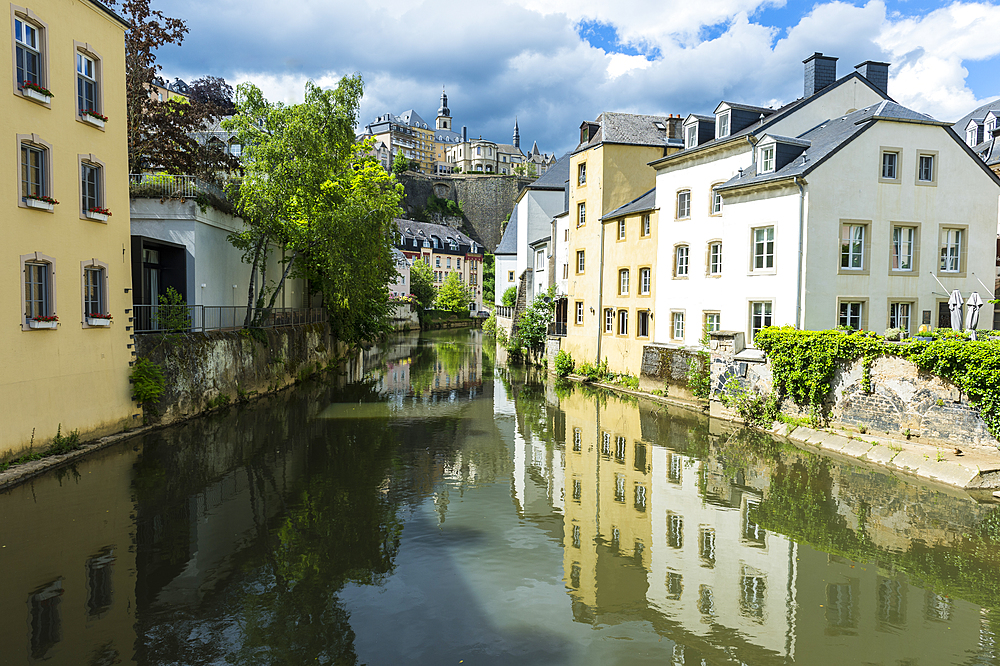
[7,0,1000,663]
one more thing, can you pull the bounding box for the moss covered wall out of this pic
[135,324,342,425]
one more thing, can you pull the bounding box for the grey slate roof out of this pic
[496,143,524,155]
[718,101,774,114]
[954,98,1000,131]
[494,215,517,255]
[575,112,678,153]
[601,188,656,220]
[717,101,954,192]
[398,110,430,129]
[526,152,571,190]
[395,219,473,247]
[654,70,893,168]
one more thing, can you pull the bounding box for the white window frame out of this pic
[889,301,912,335]
[891,225,916,272]
[711,186,723,215]
[675,245,689,277]
[676,190,691,219]
[641,214,650,237]
[685,124,697,149]
[749,301,772,344]
[619,268,629,295]
[578,162,586,185]
[604,308,614,333]
[704,311,721,335]
[637,310,650,338]
[575,301,584,325]
[760,145,775,173]
[940,228,963,273]
[709,242,722,275]
[576,250,585,274]
[578,202,586,227]
[840,223,866,270]
[618,218,626,240]
[672,311,685,340]
[716,111,730,138]
[639,267,651,295]
[751,226,775,271]
[839,301,864,330]
[918,153,936,183]
[617,309,629,336]
[881,150,898,180]
[14,14,45,93]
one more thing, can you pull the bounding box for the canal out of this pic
[3,329,1000,665]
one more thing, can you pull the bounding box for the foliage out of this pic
[482,252,495,305]
[686,341,711,399]
[130,357,165,410]
[408,260,437,310]
[511,287,556,352]
[512,163,537,177]
[391,151,418,175]
[554,349,574,377]
[502,285,517,308]
[48,424,81,456]
[435,272,473,312]
[112,0,238,178]
[719,378,780,429]
[223,77,403,341]
[482,311,497,335]
[188,75,236,115]
[157,286,190,332]
[424,194,463,217]
[755,326,1000,438]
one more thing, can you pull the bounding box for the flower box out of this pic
[25,198,54,211]
[22,87,51,103]
[81,113,105,129]
[86,317,112,327]
[29,320,57,329]
[86,210,108,222]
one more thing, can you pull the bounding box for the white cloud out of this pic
[606,53,653,79]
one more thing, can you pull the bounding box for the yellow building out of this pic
[3,0,135,457]
[561,113,683,374]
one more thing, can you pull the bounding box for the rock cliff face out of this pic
[399,173,534,252]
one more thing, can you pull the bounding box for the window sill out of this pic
[24,199,54,212]
[86,318,112,327]
[80,114,106,129]
[838,268,871,276]
[85,211,108,222]
[20,87,52,106]
[28,320,58,329]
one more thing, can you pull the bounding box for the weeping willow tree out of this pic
[223,75,403,341]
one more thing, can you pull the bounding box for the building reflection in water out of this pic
[502,379,997,665]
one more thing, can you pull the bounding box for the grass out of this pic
[0,425,82,473]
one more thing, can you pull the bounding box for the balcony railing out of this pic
[495,305,513,319]
[129,173,231,201]
[133,305,325,334]
[548,322,567,337]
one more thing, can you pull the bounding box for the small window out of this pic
[881,151,898,180]
[752,227,774,270]
[604,308,614,333]
[618,218,626,240]
[508,270,514,281]
[672,312,685,340]
[637,310,650,337]
[940,228,963,273]
[562,263,568,279]
[891,226,916,271]
[840,224,866,270]
[760,145,775,173]
[889,302,912,334]
[435,257,441,267]
[83,265,106,317]
[25,261,51,320]
[535,249,545,269]
[685,124,697,149]
[711,186,723,214]
[576,250,585,273]
[641,214,651,237]
[618,309,629,336]
[918,154,935,182]
[704,312,721,335]
[639,267,651,295]
[709,242,722,275]
[77,52,98,115]
[575,301,584,325]
[839,301,864,330]
[675,246,689,277]
[578,162,587,185]
[446,257,452,269]
[619,268,629,295]
[456,258,461,269]
[14,16,42,89]
[578,202,586,227]
[749,301,772,344]
[717,112,730,138]
[676,190,691,219]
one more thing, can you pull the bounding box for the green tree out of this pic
[513,286,556,350]
[482,252,495,305]
[512,162,537,178]
[391,151,418,176]
[408,259,436,310]
[502,285,517,307]
[223,76,403,341]
[435,272,472,312]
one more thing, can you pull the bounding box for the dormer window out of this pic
[967,126,979,147]
[716,112,730,139]
[760,145,775,172]
[685,124,697,149]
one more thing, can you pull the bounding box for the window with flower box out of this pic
[21,252,57,330]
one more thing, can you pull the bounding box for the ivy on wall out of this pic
[754,327,1000,439]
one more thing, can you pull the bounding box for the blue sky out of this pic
[154,0,1000,155]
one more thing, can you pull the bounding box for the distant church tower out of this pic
[513,117,520,150]
[436,88,451,131]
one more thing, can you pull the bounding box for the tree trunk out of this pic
[243,236,265,328]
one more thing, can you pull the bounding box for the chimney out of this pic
[462,125,467,142]
[854,60,890,96]
[803,52,838,97]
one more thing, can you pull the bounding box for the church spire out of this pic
[513,117,520,150]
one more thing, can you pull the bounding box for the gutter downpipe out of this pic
[795,176,805,329]
[596,218,606,364]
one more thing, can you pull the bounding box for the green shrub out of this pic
[157,287,191,332]
[686,356,710,399]
[719,379,780,429]
[131,358,165,408]
[502,286,517,308]
[554,350,574,377]
[482,312,497,335]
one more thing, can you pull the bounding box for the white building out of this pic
[652,54,1000,347]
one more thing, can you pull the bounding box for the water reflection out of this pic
[4,330,1000,664]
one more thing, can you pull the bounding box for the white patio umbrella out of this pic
[948,289,964,331]
[966,291,985,340]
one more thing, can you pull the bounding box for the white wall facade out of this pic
[495,253,517,306]
[554,214,570,296]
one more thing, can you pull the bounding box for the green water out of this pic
[2,328,1000,665]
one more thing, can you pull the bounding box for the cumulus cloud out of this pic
[156,0,1000,153]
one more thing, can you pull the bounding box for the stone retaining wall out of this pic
[639,342,706,402]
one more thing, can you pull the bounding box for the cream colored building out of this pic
[3,0,136,458]
[560,113,683,372]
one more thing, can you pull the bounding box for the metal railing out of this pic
[133,305,326,334]
[495,305,514,319]
[548,322,567,336]
[129,173,231,201]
